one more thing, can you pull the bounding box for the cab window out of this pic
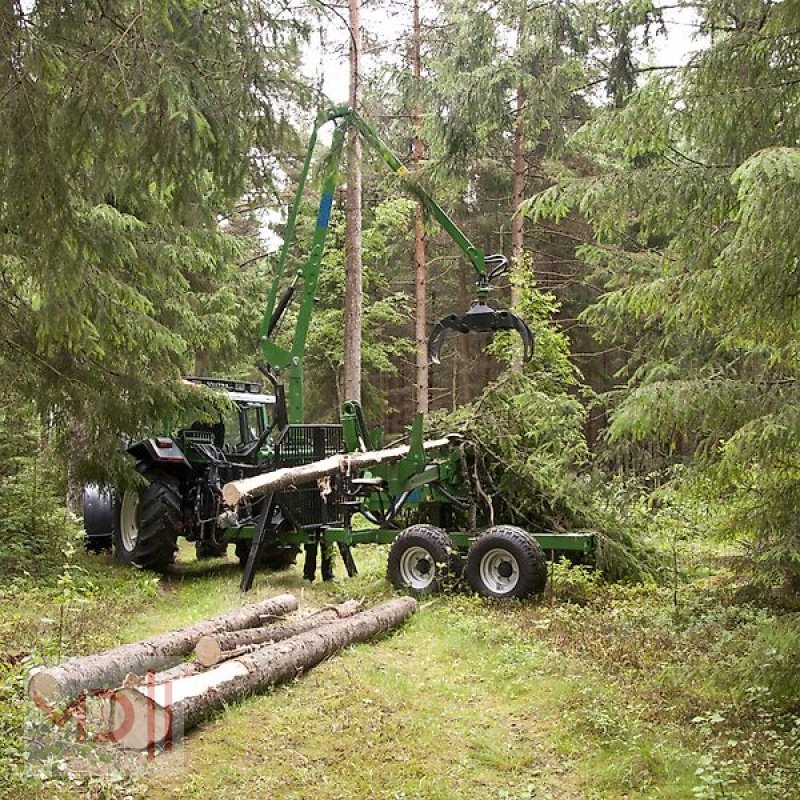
[222,405,242,448]
[241,405,264,442]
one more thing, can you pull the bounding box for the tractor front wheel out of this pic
[113,473,181,571]
[464,525,547,599]
[387,524,457,595]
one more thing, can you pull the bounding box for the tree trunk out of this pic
[28,594,298,706]
[412,0,428,414]
[343,0,363,403]
[195,600,363,667]
[222,435,455,506]
[104,598,418,750]
[511,7,527,371]
[0,1,17,91]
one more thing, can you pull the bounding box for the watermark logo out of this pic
[27,672,182,766]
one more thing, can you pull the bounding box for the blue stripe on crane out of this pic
[317,192,334,229]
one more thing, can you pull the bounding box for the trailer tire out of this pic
[465,525,547,599]
[113,473,181,572]
[387,524,456,595]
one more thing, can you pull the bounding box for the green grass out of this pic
[1,543,797,800]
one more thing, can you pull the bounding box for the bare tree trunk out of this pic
[511,8,527,371]
[28,594,298,706]
[195,600,363,666]
[343,0,363,403]
[222,435,455,506]
[0,1,18,90]
[412,0,428,414]
[104,598,418,750]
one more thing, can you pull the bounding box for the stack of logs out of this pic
[27,594,417,750]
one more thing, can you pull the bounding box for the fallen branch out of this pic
[28,594,298,706]
[221,437,457,506]
[195,600,363,667]
[104,597,418,749]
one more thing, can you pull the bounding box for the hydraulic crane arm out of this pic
[260,107,533,423]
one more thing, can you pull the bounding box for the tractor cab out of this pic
[181,377,275,460]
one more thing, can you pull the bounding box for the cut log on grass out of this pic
[195,600,363,667]
[127,661,205,686]
[105,597,417,750]
[222,436,457,506]
[28,594,298,707]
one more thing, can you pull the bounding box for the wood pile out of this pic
[27,594,417,750]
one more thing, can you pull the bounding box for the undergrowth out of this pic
[506,560,800,799]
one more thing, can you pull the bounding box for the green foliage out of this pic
[525,0,800,594]
[529,578,800,798]
[0,399,82,575]
[0,1,309,478]
[425,0,590,173]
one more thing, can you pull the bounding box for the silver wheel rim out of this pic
[479,548,520,595]
[398,546,436,590]
[120,490,139,552]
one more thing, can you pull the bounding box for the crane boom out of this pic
[260,107,533,424]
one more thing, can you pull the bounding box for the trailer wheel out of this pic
[113,473,180,571]
[465,525,547,599]
[387,524,456,595]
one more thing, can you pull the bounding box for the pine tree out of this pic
[0,2,308,479]
[527,0,800,594]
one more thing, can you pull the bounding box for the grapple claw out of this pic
[428,300,535,365]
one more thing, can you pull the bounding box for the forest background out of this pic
[0,2,799,798]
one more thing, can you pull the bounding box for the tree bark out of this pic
[195,600,363,667]
[28,594,298,706]
[221,435,456,506]
[104,598,418,750]
[343,0,363,403]
[412,0,429,414]
[511,7,527,371]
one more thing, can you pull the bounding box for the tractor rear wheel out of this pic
[387,524,457,595]
[464,525,547,599]
[113,473,181,572]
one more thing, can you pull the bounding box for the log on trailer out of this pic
[195,599,363,667]
[28,594,298,706]
[221,436,458,506]
[104,597,418,750]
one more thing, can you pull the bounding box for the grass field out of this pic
[1,541,797,799]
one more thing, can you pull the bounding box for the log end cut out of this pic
[106,688,172,751]
[195,637,223,668]
[27,670,64,707]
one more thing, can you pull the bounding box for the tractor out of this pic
[85,107,593,598]
[82,377,300,571]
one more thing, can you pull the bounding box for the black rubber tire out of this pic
[235,540,300,571]
[82,484,113,553]
[387,524,456,595]
[464,525,547,599]
[196,537,229,560]
[112,473,181,572]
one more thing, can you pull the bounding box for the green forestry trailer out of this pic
[93,107,593,598]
